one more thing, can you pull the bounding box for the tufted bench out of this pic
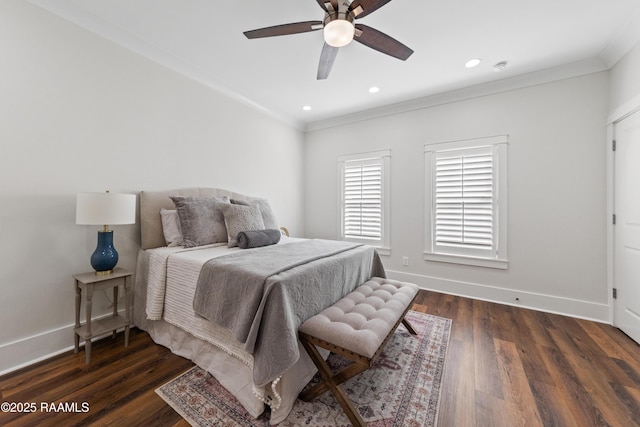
[298,277,419,427]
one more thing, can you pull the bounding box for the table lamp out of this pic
[76,191,136,275]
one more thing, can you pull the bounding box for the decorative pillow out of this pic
[160,208,183,247]
[231,198,279,230]
[222,203,265,248]
[170,196,230,248]
[237,229,281,249]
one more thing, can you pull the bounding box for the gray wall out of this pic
[304,72,610,320]
[0,0,305,373]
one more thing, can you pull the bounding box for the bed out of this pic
[133,188,386,424]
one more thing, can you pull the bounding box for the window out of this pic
[338,150,391,255]
[424,136,508,268]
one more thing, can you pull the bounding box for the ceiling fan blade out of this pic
[354,24,413,60]
[244,21,323,39]
[317,43,339,80]
[349,0,392,18]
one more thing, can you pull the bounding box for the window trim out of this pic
[424,136,508,269]
[337,149,391,255]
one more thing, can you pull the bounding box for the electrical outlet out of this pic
[402,256,409,266]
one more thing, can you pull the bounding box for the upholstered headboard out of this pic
[139,187,254,250]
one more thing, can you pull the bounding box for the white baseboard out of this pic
[387,270,610,323]
[1,274,610,376]
[0,311,127,376]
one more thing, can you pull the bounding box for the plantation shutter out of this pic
[343,158,383,241]
[434,147,494,252]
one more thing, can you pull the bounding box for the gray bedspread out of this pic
[193,239,385,387]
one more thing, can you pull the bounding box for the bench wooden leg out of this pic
[403,318,418,335]
[299,337,367,427]
[300,356,368,402]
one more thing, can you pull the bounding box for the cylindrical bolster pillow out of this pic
[237,229,281,249]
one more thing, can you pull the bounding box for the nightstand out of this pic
[73,267,132,363]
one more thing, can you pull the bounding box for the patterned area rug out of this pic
[156,310,451,426]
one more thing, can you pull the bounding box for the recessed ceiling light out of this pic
[302,105,311,111]
[369,86,380,93]
[465,58,481,68]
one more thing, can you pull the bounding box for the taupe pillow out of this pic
[230,198,279,229]
[170,196,229,248]
[222,203,265,248]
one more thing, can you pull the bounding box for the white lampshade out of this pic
[76,192,136,226]
[323,19,355,47]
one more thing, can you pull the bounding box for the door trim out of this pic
[607,98,640,326]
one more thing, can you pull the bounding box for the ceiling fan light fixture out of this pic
[323,19,355,47]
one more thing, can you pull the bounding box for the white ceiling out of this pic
[29,0,640,130]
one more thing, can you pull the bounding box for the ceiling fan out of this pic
[243,0,414,80]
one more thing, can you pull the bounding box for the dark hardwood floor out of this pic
[1,290,639,426]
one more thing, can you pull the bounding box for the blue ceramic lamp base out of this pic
[91,230,119,275]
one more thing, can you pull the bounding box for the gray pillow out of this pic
[231,198,279,229]
[170,196,229,248]
[222,203,265,248]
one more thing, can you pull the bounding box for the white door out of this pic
[614,108,640,344]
